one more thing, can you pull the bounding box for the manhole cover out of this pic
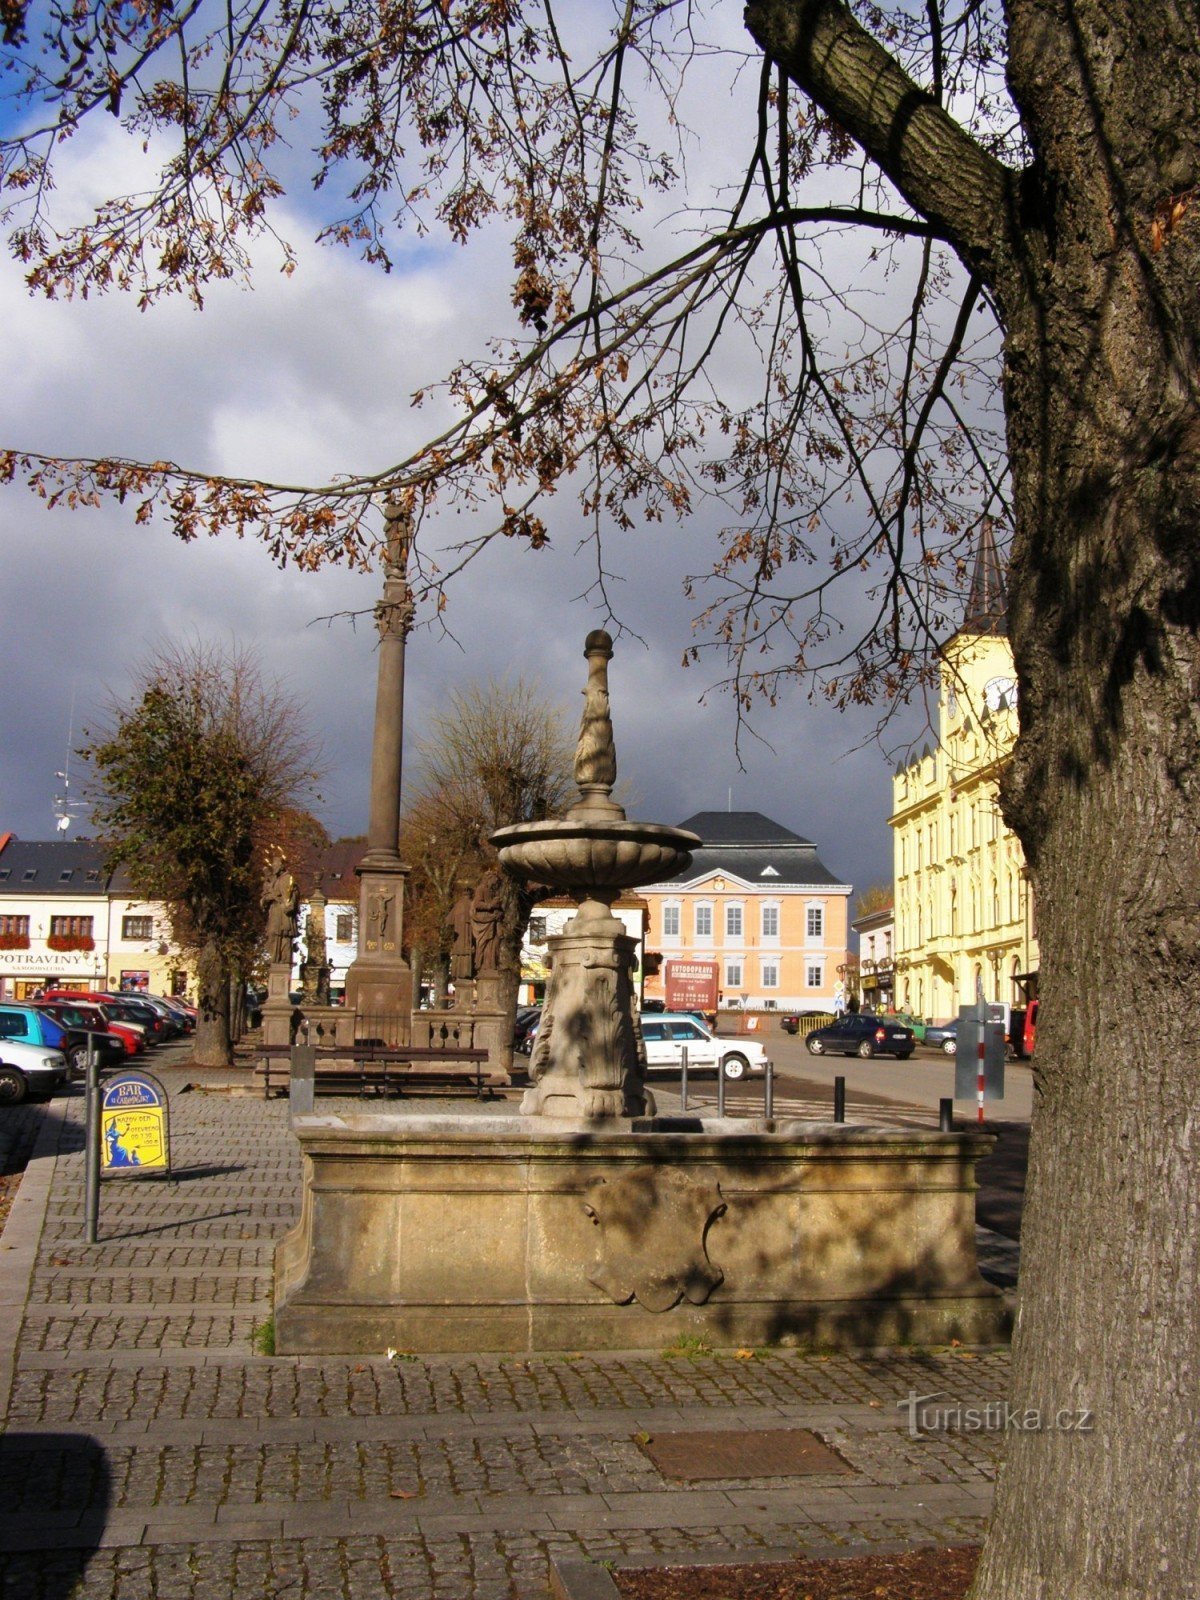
[638,1428,854,1480]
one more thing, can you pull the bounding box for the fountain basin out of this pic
[274,1114,1010,1353]
[492,819,699,893]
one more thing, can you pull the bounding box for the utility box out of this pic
[955,1010,1006,1101]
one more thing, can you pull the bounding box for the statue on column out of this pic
[449,883,476,981]
[470,868,505,974]
[262,851,300,966]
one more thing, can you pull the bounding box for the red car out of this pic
[36,999,143,1057]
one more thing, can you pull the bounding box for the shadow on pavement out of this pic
[974,1121,1028,1240]
[0,1432,110,1570]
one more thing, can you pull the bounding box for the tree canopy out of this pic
[1,1,1008,712]
[85,640,321,1062]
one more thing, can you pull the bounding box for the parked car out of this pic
[884,1010,927,1042]
[513,1007,542,1053]
[639,1012,770,1080]
[0,1037,69,1104]
[94,996,167,1044]
[804,1013,915,1060]
[0,1003,122,1079]
[32,1002,130,1072]
[779,1011,832,1036]
[37,992,144,1056]
[923,1019,958,1055]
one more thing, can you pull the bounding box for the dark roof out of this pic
[304,839,365,898]
[961,522,1008,636]
[657,811,849,891]
[676,811,812,847]
[0,837,133,894]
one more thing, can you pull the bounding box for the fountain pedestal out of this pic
[520,897,648,1119]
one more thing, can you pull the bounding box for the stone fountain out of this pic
[493,629,699,1120]
[274,632,1008,1355]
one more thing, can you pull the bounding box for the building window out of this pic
[806,962,823,988]
[662,904,680,938]
[761,904,779,939]
[122,916,154,941]
[761,960,779,989]
[48,915,94,952]
[0,915,30,950]
[806,906,824,940]
[335,913,355,943]
[725,904,743,939]
[725,960,743,988]
[695,904,713,939]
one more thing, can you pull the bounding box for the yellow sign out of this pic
[100,1073,171,1175]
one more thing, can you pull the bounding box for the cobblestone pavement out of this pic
[0,1078,1015,1599]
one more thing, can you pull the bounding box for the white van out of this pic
[639,1012,770,1081]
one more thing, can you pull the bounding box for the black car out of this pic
[804,1013,915,1060]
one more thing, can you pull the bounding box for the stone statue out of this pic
[449,885,476,980]
[262,852,300,966]
[369,884,396,941]
[470,869,505,974]
[305,890,328,967]
[382,499,413,578]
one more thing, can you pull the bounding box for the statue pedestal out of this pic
[521,904,650,1119]
[262,959,297,1049]
[343,860,413,1040]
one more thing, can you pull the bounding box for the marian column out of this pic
[343,501,414,1034]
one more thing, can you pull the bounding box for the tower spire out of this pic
[962,521,1008,635]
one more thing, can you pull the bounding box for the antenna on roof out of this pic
[52,684,85,837]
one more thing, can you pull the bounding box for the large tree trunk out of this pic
[971,7,1200,1591]
[193,939,233,1066]
[745,1,1200,1592]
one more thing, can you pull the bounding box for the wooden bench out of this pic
[256,1043,493,1100]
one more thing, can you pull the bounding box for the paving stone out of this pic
[0,1085,1012,1598]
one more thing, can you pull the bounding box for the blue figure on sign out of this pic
[105,1121,141,1167]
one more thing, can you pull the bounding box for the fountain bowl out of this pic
[492,818,700,893]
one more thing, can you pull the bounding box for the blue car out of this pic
[0,1004,124,1076]
[923,1019,958,1055]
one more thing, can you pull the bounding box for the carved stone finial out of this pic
[572,629,623,818]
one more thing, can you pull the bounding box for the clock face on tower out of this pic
[982,676,1018,713]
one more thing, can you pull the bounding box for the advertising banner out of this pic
[664,959,720,1013]
[99,1072,171,1176]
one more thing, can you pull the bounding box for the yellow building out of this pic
[889,535,1038,1023]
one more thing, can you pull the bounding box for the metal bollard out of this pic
[833,1075,846,1123]
[84,1036,100,1244]
[680,1046,689,1112]
[717,1057,726,1118]
[939,1096,954,1132]
[764,1059,774,1120]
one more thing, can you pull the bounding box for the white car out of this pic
[639,1013,769,1081]
[0,1039,70,1105]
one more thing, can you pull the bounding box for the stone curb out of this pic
[0,1101,70,1421]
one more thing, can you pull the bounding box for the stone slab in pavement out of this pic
[0,1074,1015,1598]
